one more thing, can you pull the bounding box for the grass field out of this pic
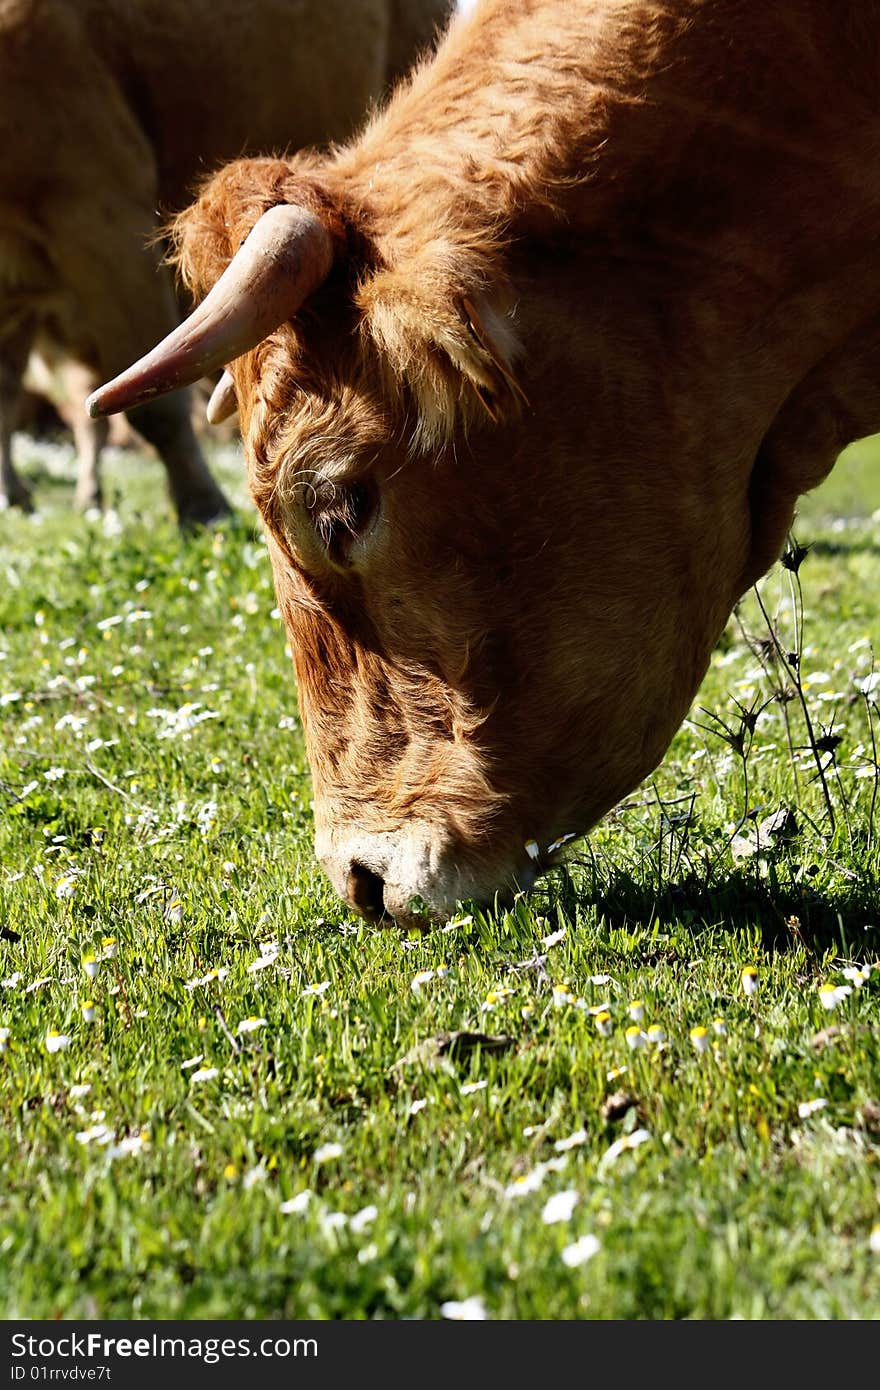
[1,428,878,1320]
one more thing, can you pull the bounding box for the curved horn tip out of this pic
[206,370,238,425]
[85,388,113,419]
[84,201,334,419]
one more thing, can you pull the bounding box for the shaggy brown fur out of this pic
[146,0,880,921]
[0,0,451,518]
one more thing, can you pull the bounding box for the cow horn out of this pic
[85,203,334,418]
[205,369,238,425]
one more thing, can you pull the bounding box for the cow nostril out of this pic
[345,862,387,920]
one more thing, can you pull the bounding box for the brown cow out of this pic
[89,0,880,923]
[0,0,451,520]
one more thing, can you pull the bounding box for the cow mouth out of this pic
[316,819,565,928]
[340,853,540,929]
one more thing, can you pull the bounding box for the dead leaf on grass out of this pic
[601,1090,643,1124]
[391,1030,516,1074]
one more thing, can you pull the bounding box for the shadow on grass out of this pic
[544,855,880,960]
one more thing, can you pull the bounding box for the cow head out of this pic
[87,156,791,927]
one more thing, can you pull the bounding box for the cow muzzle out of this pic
[315,821,537,928]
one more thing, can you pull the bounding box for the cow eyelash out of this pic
[308,479,375,561]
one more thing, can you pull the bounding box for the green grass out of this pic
[0,430,878,1320]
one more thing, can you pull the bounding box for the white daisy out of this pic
[349,1205,378,1233]
[440,1296,488,1321]
[539,927,567,949]
[561,1234,601,1267]
[541,1190,579,1225]
[236,1016,268,1034]
[312,1142,343,1165]
[797,1098,828,1119]
[280,1190,313,1215]
[818,983,852,1011]
[554,1128,587,1153]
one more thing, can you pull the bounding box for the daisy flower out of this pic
[280,1190,313,1215]
[481,986,516,1012]
[818,983,852,1011]
[410,970,437,992]
[45,1031,72,1053]
[625,1026,646,1051]
[80,1001,97,1023]
[108,1132,150,1160]
[542,1190,579,1225]
[561,1234,601,1267]
[350,1205,378,1234]
[690,1026,711,1054]
[236,1016,267,1035]
[320,1211,348,1234]
[461,1080,488,1095]
[75,1123,114,1146]
[440,1296,488,1321]
[185,968,229,990]
[627,1000,645,1022]
[602,1128,651,1164]
[247,943,280,974]
[504,1167,550,1199]
[539,927,567,949]
[797,1098,828,1119]
[242,1165,268,1190]
[841,966,870,988]
[312,1142,343,1165]
[547,832,577,855]
[82,955,99,980]
[189,1066,219,1083]
[741,965,759,997]
[554,1128,587,1153]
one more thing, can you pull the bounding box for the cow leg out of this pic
[0,323,36,512]
[41,173,233,528]
[124,392,232,528]
[72,410,109,512]
[43,356,110,512]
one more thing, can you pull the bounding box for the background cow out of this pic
[89,0,880,922]
[0,0,451,521]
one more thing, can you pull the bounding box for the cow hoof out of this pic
[75,487,103,513]
[0,480,34,513]
[175,488,235,532]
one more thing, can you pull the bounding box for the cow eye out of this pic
[310,478,376,563]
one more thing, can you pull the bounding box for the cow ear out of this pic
[451,295,528,421]
[358,263,525,437]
